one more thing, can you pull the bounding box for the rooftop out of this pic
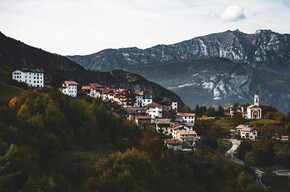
[146,102,162,108]
[164,139,182,145]
[154,118,171,124]
[64,81,79,85]
[177,113,195,117]
[178,130,197,135]
[136,116,152,120]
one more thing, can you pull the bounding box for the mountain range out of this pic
[67,30,290,114]
[0,31,184,106]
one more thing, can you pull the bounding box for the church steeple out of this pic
[254,90,259,106]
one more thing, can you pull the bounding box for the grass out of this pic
[70,145,116,166]
[214,119,236,134]
[0,82,23,105]
[250,119,280,125]
[196,143,239,166]
[219,139,233,155]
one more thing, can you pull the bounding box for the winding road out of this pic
[225,139,266,188]
[225,138,290,188]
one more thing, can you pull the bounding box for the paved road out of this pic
[225,139,265,189]
[225,138,290,188]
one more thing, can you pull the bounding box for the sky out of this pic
[1,0,290,55]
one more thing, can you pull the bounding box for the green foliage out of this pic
[0,89,266,191]
[232,112,246,126]
[50,72,63,88]
[182,105,191,113]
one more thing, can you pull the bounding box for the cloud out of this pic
[221,5,246,22]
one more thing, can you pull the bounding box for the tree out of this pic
[17,104,30,120]
[153,96,162,103]
[232,112,246,126]
[244,151,255,166]
[182,105,191,113]
[206,105,216,117]
[217,105,224,117]
[195,104,200,116]
[50,72,63,88]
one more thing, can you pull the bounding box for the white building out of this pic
[12,68,44,88]
[136,91,152,107]
[102,89,115,101]
[176,130,197,144]
[62,81,79,97]
[164,139,182,150]
[247,91,262,119]
[177,113,195,124]
[236,125,258,140]
[154,118,172,135]
[146,102,162,119]
[172,101,178,111]
[81,83,105,98]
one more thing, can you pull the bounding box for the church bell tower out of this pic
[254,90,259,106]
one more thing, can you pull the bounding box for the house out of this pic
[171,123,192,139]
[247,91,262,119]
[62,81,79,97]
[281,136,289,142]
[12,68,45,88]
[81,83,105,98]
[158,100,173,112]
[146,102,162,119]
[230,105,247,118]
[89,83,105,98]
[136,91,153,107]
[164,139,182,150]
[113,89,129,104]
[157,98,177,112]
[236,125,258,140]
[176,130,197,145]
[102,89,115,101]
[119,91,138,108]
[177,113,195,125]
[171,101,178,111]
[154,118,172,135]
[123,107,148,121]
[135,115,152,126]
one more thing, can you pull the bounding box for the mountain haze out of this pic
[67,30,290,114]
[0,31,184,106]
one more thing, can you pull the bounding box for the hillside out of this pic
[0,32,184,106]
[67,30,290,113]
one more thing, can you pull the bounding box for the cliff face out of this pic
[67,30,290,114]
[0,32,184,106]
[67,30,290,74]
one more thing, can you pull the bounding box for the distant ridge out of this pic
[67,30,290,114]
[0,31,184,106]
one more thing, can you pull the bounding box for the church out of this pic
[247,91,262,119]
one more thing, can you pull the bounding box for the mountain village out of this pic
[12,67,289,153]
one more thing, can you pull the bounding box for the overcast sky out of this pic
[1,0,290,55]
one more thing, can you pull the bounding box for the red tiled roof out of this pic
[103,89,114,94]
[282,136,289,138]
[90,83,104,88]
[64,81,79,85]
[171,123,181,127]
[138,91,144,96]
[81,86,91,90]
[136,116,152,120]
[115,89,129,95]
[164,139,182,145]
